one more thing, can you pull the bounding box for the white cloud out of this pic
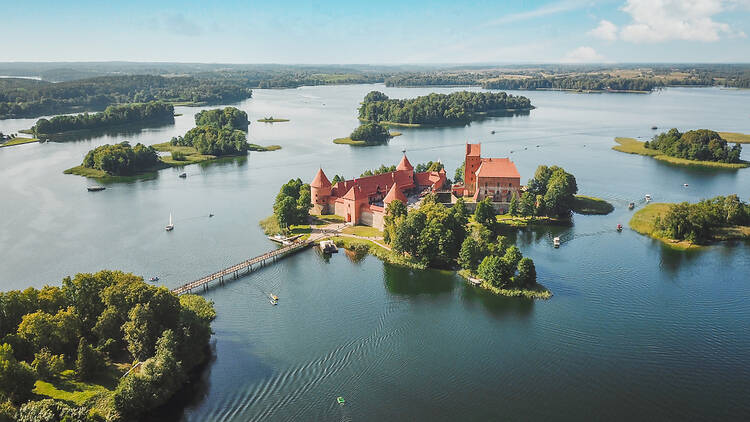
[619,0,744,42]
[588,20,618,40]
[562,46,605,63]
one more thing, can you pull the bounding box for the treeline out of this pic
[358,91,532,125]
[194,107,249,131]
[655,195,750,244]
[350,122,390,144]
[509,165,579,218]
[645,129,742,163]
[273,179,312,229]
[0,75,253,119]
[385,73,479,87]
[82,141,160,176]
[169,107,250,156]
[481,76,658,92]
[0,270,216,421]
[31,102,174,135]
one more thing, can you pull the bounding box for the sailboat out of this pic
[165,213,174,231]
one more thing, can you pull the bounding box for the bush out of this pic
[17,399,89,422]
[170,150,186,161]
[31,348,65,381]
[75,339,101,381]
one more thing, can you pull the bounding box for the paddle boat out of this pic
[645,194,652,202]
[628,202,635,210]
[149,276,159,282]
[616,224,623,232]
[683,183,689,187]
[553,237,561,248]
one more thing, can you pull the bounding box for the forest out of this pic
[0,270,216,421]
[194,107,249,131]
[0,75,253,119]
[480,76,658,92]
[654,195,750,244]
[510,165,579,218]
[645,129,742,163]
[31,102,174,135]
[358,91,532,125]
[82,142,161,176]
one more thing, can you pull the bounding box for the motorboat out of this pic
[651,126,658,130]
[616,224,623,232]
[683,183,689,187]
[490,130,496,134]
[553,237,561,248]
[179,172,187,178]
[209,213,214,217]
[87,186,105,192]
[628,202,635,210]
[645,194,652,202]
[165,213,174,231]
[149,276,159,282]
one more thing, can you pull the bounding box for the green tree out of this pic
[75,338,100,381]
[17,399,89,422]
[0,343,35,404]
[31,348,65,381]
[458,236,483,271]
[508,193,519,216]
[477,255,505,287]
[515,257,537,286]
[123,303,157,361]
[474,197,497,231]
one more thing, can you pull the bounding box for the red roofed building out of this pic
[311,154,446,228]
[460,143,521,208]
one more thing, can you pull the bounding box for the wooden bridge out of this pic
[171,234,326,295]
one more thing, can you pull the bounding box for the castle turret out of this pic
[396,154,414,172]
[383,182,407,206]
[310,168,332,207]
[465,143,481,196]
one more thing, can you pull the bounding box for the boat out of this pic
[645,194,652,202]
[179,173,187,178]
[553,237,561,248]
[616,224,623,232]
[651,126,658,130]
[149,276,159,282]
[683,183,689,187]
[209,213,214,217]
[628,202,635,210]
[337,397,345,405]
[269,298,278,305]
[165,213,174,231]
[490,130,496,134]
[87,186,105,192]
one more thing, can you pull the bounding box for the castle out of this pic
[310,143,520,229]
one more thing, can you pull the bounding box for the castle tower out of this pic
[465,143,481,196]
[310,168,332,213]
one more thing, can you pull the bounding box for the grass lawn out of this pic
[249,143,282,151]
[151,142,218,165]
[257,118,290,123]
[333,137,367,145]
[260,215,282,235]
[0,137,39,148]
[33,367,122,406]
[342,225,383,238]
[311,214,346,224]
[63,165,161,182]
[457,270,551,299]
[572,195,614,215]
[613,137,749,169]
[629,203,696,250]
[718,132,750,143]
[331,236,425,270]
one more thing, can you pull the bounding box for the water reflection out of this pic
[459,283,535,318]
[382,264,455,296]
[44,120,176,143]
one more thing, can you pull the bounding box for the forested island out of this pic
[0,75,253,119]
[614,129,749,169]
[194,106,249,131]
[333,122,401,145]
[30,102,174,136]
[65,142,164,179]
[357,90,532,126]
[0,270,216,421]
[630,196,750,249]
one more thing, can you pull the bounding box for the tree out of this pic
[458,236,483,271]
[123,303,157,361]
[75,339,100,381]
[273,196,297,230]
[477,255,506,287]
[515,257,537,286]
[474,197,497,230]
[519,191,535,217]
[0,343,35,404]
[363,91,389,102]
[16,399,89,422]
[31,348,64,381]
[454,160,465,183]
[501,246,523,274]
[350,122,390,144]
[508,193,519,216]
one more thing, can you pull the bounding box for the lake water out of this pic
[1,85,749,421]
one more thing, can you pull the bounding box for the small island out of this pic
[257,116,290,123]
[333,122,402,145]
[0,132,39,148]
[0,270,216,421]
[630,195,750,249]
[29,102,175,137]
[613,129,749,169]
[357,90,533,127]
[65,141,167,180]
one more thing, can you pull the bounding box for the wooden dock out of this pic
[171,238,317,295]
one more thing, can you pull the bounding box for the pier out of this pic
[172,234,326,295]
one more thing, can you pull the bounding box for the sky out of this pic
[3,0,750,63]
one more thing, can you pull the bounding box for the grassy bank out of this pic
[333,131,402,146]
[457,270,551,299]
[257,118,290,123]
[496,214,571,228]
[718,132,750,143]
[572,195,614,215]
[613,137,749,169]
[63,165,162,182]
[34,367,122,407]
[259,215,311,239]
[0,137,39,148]
[311,214,346,224]
[331,236,426,270]
[342,225,383,237]
[152,142,218,165]
[249,143,282,151]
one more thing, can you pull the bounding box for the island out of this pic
[257,117,290,123]
[0,132,39,148]
[357,90,533,127]
[0,270,216,421]
[613,129,749,169]
[65,141,167,180]
[29,102,175,137]
[333,122,402,145]
[630,195,750,249]
[195,106,249,131]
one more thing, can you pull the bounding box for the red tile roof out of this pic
[396,155,414,171]
[383,182,407,204]
[311,168,331,188]
[335,170,414,200]
[466,143,481,157]
[476,158,520,179]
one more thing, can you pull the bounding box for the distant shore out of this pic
[612,137,749,169]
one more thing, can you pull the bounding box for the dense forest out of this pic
[358,91,532,125]
[645,129,742,163]
[0,271,216,421]
[82,142,161,176]
[480,76,658,92]
[194,107,249,131]
[655,195,750,244]
[31,102,174,135]
[0,75,252,119]
[170,126,249,156]
[350,122,390,144]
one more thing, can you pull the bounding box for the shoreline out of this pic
[612,137,749,169]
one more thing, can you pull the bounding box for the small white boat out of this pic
[165,213,174,231]
[645,194,652,202]
[683,183,689,187]
[553,237,561,248]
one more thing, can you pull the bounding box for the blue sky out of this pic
[3,0,749,63]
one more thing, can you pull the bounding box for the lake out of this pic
[1,85,749,421]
